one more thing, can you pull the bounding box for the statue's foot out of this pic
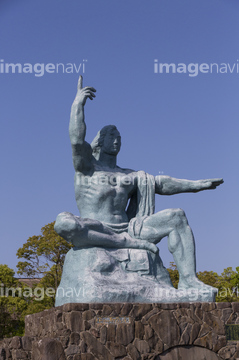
[178,277,218,295]
[124,233,159,254]
[140,240,159,254]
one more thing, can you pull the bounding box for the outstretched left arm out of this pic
[155,175,224,195]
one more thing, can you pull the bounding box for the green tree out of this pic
[197,270,220,287]
[216,267,238,302]
[230,266,239,290]
[166,263,239,303]
[0,265,27,338]
[167,262,179,288]
[16,222,72,294]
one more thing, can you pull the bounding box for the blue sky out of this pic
[1,0,238,275]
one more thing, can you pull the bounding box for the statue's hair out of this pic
[91,125,118,159]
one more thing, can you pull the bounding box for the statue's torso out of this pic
[74,165,137,224]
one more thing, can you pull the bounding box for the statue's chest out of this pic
[75,171,135,197]
[91,171,134,189]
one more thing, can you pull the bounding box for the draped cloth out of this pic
[128,171,155,236]
[126,171,156,273]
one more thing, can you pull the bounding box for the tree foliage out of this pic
[16,222,72,292]
[0,265,27,339]
[167,262,239,302]
[215,267,238,302]
[0,223,73,338]
[167,262,179,288]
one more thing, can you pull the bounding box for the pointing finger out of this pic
[211,178,224,185]
[77,76,83,91]
[210,178,223,182]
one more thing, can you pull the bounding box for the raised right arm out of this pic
[69,76,96,173]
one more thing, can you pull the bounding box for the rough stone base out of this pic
[55,248,216,305]
[1,302,239,359]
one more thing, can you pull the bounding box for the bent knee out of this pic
[54,212,78,236]
[172,208,188,226]
[173,208,185,217]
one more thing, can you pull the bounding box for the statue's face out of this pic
[102,129,121,155]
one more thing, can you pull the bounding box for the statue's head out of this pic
[91,125,121,160]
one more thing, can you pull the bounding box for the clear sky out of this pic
[1,0,238,275]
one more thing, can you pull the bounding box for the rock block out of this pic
[32,338,65,360]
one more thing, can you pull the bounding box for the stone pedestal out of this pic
[55,248,216,305]
[1,302,239,359]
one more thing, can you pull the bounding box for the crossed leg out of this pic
[55,210,217,292]
[139,208,216,291]
[54,212,158,254]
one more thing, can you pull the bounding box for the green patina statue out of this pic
[54,76,223,305]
